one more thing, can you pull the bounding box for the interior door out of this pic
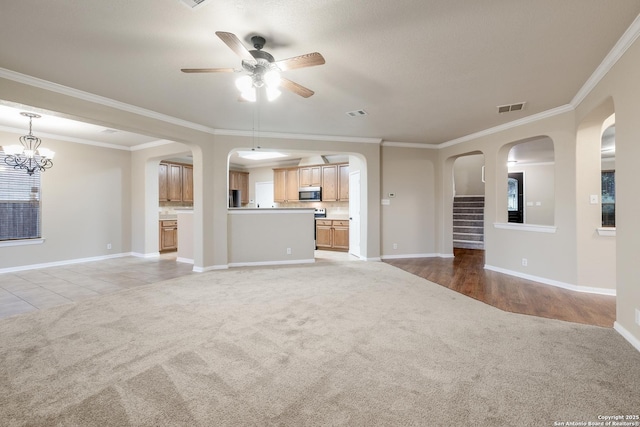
[508,172,524,223]
[349,171,361,258]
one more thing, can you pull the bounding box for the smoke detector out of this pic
[180,0,211,9]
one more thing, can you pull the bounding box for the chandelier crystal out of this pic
[2,112,55,176]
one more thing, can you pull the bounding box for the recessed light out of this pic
[346,109,368,117]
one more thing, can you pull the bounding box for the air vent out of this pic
[180,0,211,9]
[346,109,368,117]
[497,102,526,114]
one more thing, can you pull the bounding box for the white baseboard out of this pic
[484,264,616,296]
[227,259,315,268]
[192,264,229,273]
[131,252,160,259]
[176,257,194,265]
[614,322,640,353]
[0,252,132,274]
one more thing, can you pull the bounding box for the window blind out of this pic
[0,152,42,240]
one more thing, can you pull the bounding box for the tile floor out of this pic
[0,250,356,320]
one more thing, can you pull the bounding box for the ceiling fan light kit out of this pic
[182,31,325,102]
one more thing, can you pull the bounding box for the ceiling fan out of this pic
[181,31,325,102]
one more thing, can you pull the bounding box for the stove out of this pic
[314,208,326,219]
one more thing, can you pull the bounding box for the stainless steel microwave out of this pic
[299,186,322,202]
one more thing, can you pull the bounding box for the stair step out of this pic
[453,220,484,227]
[453,232,484,242]
[453,226,484,234]
[453,240,485,249]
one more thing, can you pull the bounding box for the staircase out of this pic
[453,196,485,250]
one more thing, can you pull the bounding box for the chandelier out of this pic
[2,112,55,176]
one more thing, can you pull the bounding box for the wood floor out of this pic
[384,249,616,328]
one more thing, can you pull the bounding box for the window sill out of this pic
[597,227,616,237]
[493,223,557,233]
[0,238,45,248]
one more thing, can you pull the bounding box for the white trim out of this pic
[572,13,640,107]
[228,259,315,268]
[381,253,440,260]
[382,141,439,149]
[0,124,136,151]
[439,253,455,258]
[131,252,160,258]
[0,252,131,274]
[597,227,616,237]
[614,322,640,353]
[0,68,218,135]
[176,257,194,264]
[129,139,178,151]
[493,222,557,233]
[484,264,616,296]
[228,208,314,215]
[439,105,574,148]
[215,128,382,144]
[0,238,45,248]
[193,264,228,272]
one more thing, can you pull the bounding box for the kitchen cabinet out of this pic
[159,161,191,202]
[159,220,178,252]
[182,165,193,203]
[338,164,350,201]
[315,219,349,251]
[273,167,299,202]
[321,165,338,201]
[299,166,322,187]
[229,170,249,204]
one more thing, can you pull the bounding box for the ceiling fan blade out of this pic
[280,78,315,98]
[215,31,256,63]
[181,68,235,73]
[275,52,325,71]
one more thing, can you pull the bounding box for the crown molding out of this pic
[214,128,381,144]
[572,13,640,107]
[0,68,218,135]
[382,141,439,149]
[0,124,135,151]
[438,104,575,149]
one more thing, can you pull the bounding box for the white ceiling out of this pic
[0,0,637,156]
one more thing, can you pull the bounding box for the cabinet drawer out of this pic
[316,219,332,226]
[160,220,177,227]
[333,220,349,227]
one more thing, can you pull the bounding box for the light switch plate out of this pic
[590,195,599,204]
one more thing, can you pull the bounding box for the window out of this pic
[601,170,615,227]
[0,151,42,241]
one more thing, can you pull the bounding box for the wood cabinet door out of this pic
[160,221,178,251]
[286,168,299,201]
[338,164,350,201]
[182,166,193,203]
[322,165,338,201]
[316,224,333,249]
[168,164,183,201]
[332,221,350,250]
[300,166,321,187]
[273,169,286,202]
[239,172,249,203]
[159,163,169,201]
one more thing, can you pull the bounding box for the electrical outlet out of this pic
[590,194,599,204]
[522,258,528,267]
[286,248,291,255]
[393,243,398,250]
[636,308,640,326]
[107,243,112,250]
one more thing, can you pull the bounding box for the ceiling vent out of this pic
[101,129,118,134]
[497,102,526,114]
[346,109,368,117]
[180,0,211,9]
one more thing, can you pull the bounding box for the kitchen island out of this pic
[227,208,315,266]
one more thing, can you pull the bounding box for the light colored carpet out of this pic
[1,260,638,426]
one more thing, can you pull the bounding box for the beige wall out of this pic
[0,131,131,270]
[1,29,639,348]
[508,163,555,226]
[453,154,485,196]
[380,146,438,257]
